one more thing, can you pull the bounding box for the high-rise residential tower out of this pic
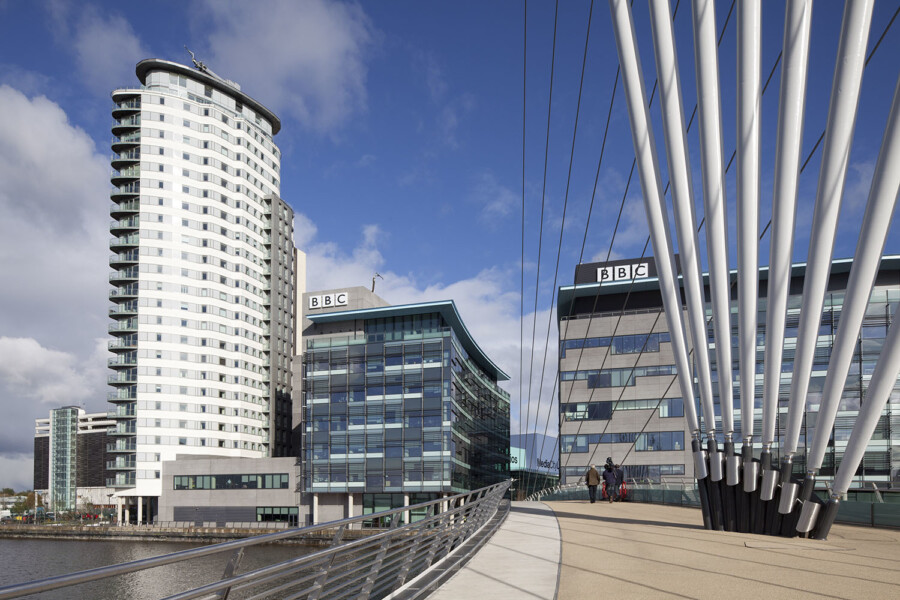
[107,58,295,519]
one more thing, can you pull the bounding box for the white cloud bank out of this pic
[0,86,110,490]
[46,2,149,95]
[200,0,377,135]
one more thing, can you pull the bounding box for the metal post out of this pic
[308,524,346,600]
[761,0,813,478]
[394,504,433,589]
[607,0,701,440]
[212,548,244,600]
[736,0,761,467]
[646,0,716,453]
[691,0,734,442]
[359,514,400,599]
[784,3,875,518]
[785,0,875,459]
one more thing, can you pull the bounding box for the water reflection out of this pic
[0,538,313,599]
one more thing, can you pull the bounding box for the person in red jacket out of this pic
[614,464,625,501]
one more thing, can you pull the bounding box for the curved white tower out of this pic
[107,59,295,509]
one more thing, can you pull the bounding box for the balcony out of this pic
[107,439,136,453]
[108,303,137,316]
[107,389,136,402]
[108,423,136,436]
[106,318,137,334]
[111,99,140,115]
[107,372,136,385]
[107,337,137,351]
[109,267,139,283]
[110,218,140,235]
[111,166,140,182]
[110,199,140,217]
[111,116,141,133]
[110,234,139,249]
[108,285,138,299]
[107,472,136,487]
[109,252,139,267]
[111,133,141,149]
[106,457,136,470]
[111,155,140,171]
[108,355,137,367]
[110,183,140,198]
[107,404,136,419]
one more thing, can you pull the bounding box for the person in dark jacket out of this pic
[614,464,625,501]
[602,464,618,503]
[584,465,601,503]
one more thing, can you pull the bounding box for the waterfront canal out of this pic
[0,538,313,599]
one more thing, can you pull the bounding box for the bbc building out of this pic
[557,256,900,489]
[295,287,510,525]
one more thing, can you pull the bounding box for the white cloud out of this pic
[420,52,448,102]
[355,154,376,167]
[414,52,475,148]
[0,337,96,405]
[0,337,108,487]
[0,86,110,467]
[472,171,518,224]
[199,0,377,135]
[0,454,33,493]
[842,160,876,213]
[0,64,52,97]
[46,3,148,95]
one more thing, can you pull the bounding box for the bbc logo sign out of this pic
[308,292,349,310]
[597,262,650,283]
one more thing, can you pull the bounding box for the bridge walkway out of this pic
[434,500,900,600]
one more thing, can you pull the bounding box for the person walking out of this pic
[584,464,601,503]
[603,463,618,503]
[614,464,625,502]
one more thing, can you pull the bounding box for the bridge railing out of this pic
[0,480,510,600]
[532,482,900,528]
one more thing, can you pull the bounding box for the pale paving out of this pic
[429,499,900,600]
[428,501,561,600]
[549,500,900,600]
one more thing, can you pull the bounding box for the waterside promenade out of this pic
[436,500,900,599]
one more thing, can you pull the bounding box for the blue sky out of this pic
[1,0,898,491]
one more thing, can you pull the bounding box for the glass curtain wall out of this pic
[304,312,510,511]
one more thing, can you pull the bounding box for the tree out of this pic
[11,492,43,515]
[1,488,14,496]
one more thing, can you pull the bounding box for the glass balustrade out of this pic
[111,133,141,144]
[107,440,136,453]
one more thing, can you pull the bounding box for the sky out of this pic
[1,0,898,491]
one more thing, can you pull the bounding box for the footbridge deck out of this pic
[443,500,900,599]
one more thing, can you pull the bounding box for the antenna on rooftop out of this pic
[371,273,384,293]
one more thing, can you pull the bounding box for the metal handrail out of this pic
[0,480,510,600]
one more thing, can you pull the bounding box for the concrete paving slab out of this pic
[546,500,900,600]
[428,501,561,600]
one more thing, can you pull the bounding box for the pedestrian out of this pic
[584,464,601,503]
[603,463,618,503]
[614,464,625,502]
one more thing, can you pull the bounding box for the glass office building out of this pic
[557,256,900,489]
[300,291,510,522]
